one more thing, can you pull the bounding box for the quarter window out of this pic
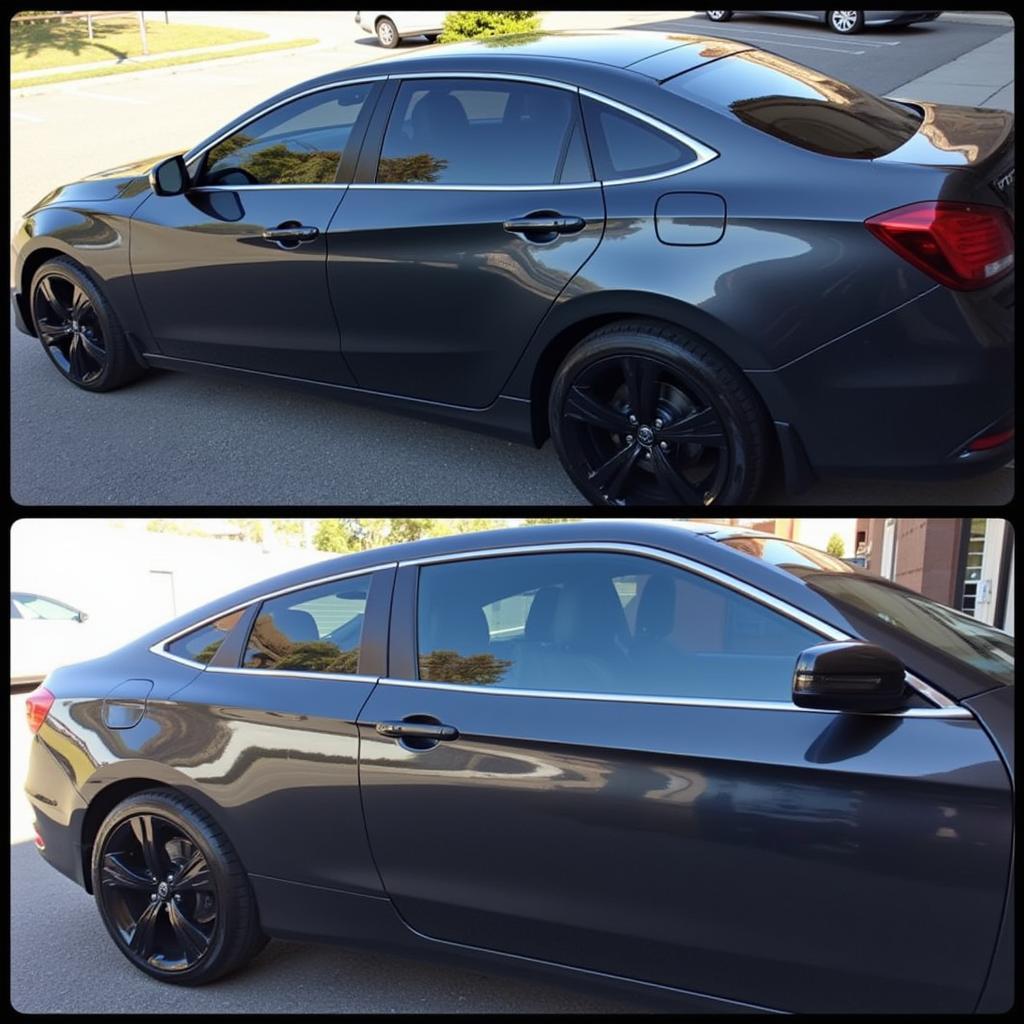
[201,82,375,186]
[167,611,245,665]
[378,79,591,186]
[583,97,698,180]
[416,552,821,701]
[242,576,371,673]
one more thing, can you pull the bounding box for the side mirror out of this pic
[149,155,189,197]
[77,610,89,623]
[792,641,908,713]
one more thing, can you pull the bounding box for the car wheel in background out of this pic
[425,33,441,42]
[375,17,399,48]
[29,256,146,392]
[549,320,770,507]
[705,11,734,22]
[92,789,267,985]
[827,11,865,33]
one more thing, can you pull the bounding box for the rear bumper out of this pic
[748,282,1014,478]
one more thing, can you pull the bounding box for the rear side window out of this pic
[378,78,591,186]
[415,552,821,701]
[167,611,245,665]
[582,97,698,180]
[669,50,922,159]
[201,81,375,186]
[243,576,371,674]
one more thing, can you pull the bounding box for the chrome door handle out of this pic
[503,213,586,242]
[261,224,320,243]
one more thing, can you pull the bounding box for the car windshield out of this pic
[720,536,1014,687]
[669,49,923,159]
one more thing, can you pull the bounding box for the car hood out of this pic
[26,151,175,211]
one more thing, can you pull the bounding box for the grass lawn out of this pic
[11,39,319,88]
[11,17,267,73]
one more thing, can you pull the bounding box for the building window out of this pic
[960,518,987,617]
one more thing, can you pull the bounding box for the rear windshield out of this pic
[667,50,922,159]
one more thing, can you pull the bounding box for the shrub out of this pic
[439,10,540,43]
[825,533,846,557]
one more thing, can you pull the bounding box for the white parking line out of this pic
[677,21,902,46]
[68,89,150,104]
[11,111,44,122]
[678,29,867,55]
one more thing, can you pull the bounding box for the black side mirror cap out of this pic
[149,155,189,197]
[793,641,908,714]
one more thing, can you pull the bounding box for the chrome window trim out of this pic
[375,678,972,719]
[191,184,351,191]
[183,75,388,170]
[400,540,960,711]
[149,561,397,669]
[349,182,602,192]
[213,668,377,684]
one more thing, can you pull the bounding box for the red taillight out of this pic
[866,201,1014,290]
[33,827,45,851]
[26,687,55,734]
[967,428,1015,452]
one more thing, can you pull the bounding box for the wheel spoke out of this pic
[129,815,165,880]
[621,357,658,423]
[128,900,162,959]
[70,284,91,321]
[67,336,88,379]
[174,850,213,892]
[78,332,105,365]
[36,276,68,320]
[564,386,631,434]
[167,900,211,962]
[588,443,641,501]
[101,853,153,891]
[37,319,72,345]
[658,407,727,447]
[651,446,707,505]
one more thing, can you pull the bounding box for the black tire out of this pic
[705,10,734,22]
[375,17,400,47]
[424,32,441,42]
[827,10,864,33]
[549,320,771,507]
[91,789,267,985]
[30,255,146,392]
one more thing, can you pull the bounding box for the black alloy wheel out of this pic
[29,256,146,391]
[31,272,106,386]
[93,790,266,984]
[550,321,769,506]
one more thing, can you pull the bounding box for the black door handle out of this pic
[503,213,586,241]
[260,224,319,243]
[375,720,459,741]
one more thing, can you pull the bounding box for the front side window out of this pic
[201,82,374,186]
[243,576,371,674]
[582,97,698,180]
[10,592,81,621]
[167,610,245,665]
[416,552,821,701]
[378,78,591,185]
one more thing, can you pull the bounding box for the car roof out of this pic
[134,521,862,651]
[373,30,753,79]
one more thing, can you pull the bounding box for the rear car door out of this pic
[357,545,1012,1012]
[326,75,605,406]
[130,80,382,382]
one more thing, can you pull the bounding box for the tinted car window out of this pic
[416,552,821,700]
[10,592,81,620]
[243,576,370,673]
[167,610,245,664]
[378,79,589,185]
[669,50,922,159]
[582,97,697,180]
[202,82,374,186]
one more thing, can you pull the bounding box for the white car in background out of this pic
[355,10,448,48]
[10,591,98,687]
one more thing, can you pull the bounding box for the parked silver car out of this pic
[354,10,448,48]
[705,10,942,34]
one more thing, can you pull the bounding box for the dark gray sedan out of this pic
[705,10,943,34]
[23,521,1014,1011]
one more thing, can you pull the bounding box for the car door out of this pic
[326,75,605,406]
[357,546,1012,1013]
[129,80,382,383]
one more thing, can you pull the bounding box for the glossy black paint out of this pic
[25,522,1014,1012]
[11,33,1014,489]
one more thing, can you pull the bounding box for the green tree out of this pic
[439,10,539,43]
[826,533,846,558]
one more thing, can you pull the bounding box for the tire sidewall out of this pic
[91,792,235,984]
[30,260,119,391]
[377,19,398,46]
[549,329,764,506]
[828,10,863,33]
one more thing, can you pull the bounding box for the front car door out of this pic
[129,79,382,382]
[326,75,605,406]
[357,544,1012,1012]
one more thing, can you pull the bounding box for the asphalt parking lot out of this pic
[9,11,1015,507]
[8,689,639,1013]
